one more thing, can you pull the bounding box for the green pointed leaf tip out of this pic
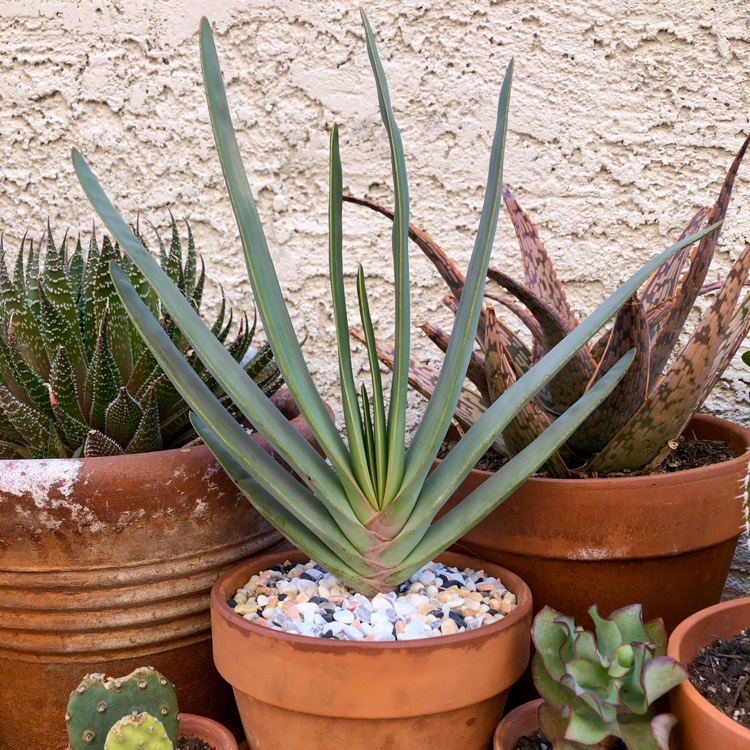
[74,13,701,594]
[0,222,279,459]
[531,605,686,747]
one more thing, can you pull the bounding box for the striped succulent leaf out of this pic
[345,131,750,476]
[0,220,282,458]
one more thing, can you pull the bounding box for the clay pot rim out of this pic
[667,596,750,738]
[443,413,750,487]
[211,548,532,652]
[493,698,543,749]
[179,712,238,749]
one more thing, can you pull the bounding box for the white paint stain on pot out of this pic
[4,460,106,532]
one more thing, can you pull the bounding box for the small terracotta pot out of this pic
[179,713,239,750]
[493,698,543,749]
[443,414,750,633]
[64,713,238,750]
[211,549,533,750]
[667,597,750,750]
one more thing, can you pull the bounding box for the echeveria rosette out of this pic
[532,605,688,749]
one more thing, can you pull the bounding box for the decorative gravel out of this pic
[228,559,517,641]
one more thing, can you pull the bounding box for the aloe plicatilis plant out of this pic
[72,13,716,595]
[349,133,750,479]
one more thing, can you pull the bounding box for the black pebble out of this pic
[309,596,326,604]
[322,630,336,639]
[488,608,499,615]
[429,609,443,618]
[300,572,318,581]
[443,578,463,588]
[226,599,237,608]
[278,593,287,601]
[448,611,466,628]
[321,612,335,623]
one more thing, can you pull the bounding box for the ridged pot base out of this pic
[211,549,533,750]
[0,392,316,750]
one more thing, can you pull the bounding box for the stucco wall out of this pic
[1,0,749,436]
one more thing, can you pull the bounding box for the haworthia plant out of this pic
[73,13,717,594]
[348,132,750,478]
[0,221,281,458]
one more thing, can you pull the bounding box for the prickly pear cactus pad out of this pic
[65,667,179,750]
[103,712,173,750]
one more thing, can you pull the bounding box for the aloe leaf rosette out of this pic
[73,13,718,595]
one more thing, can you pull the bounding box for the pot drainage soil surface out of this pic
[177,738,214,750]
[512,730,626,749]
[688,627,750,730]
[439,436,735,477]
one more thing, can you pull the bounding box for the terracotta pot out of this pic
[667,596,750,750]
[211,549,533,750]
[0,391,319,750]
[444,414,750,633]
[179,713,240,750]
[64,713,238,750]
[493,698,543,749]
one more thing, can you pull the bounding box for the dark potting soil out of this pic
[513,729,626,749]
[176,737,215,750]
[688,627,750,730]
[438,433,736,478]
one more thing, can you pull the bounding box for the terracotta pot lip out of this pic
[211,548,532,651]
[179,712,238,749]
[444,413,750,487]
[668,596,750,737]
[0,441,216,466]
[494,698,543,748]
[498,697,543,725]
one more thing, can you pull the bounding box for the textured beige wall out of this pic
[1,0,749,433]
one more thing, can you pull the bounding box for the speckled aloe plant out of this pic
[0,220,281,458]
[348,133,750,478]
[532,604,688,750]
[66,667,178,750]
[72,13,715,595]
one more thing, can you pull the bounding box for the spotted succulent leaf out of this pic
[0,385,54,451]
[86,315,124,431]
[105,388,143,448]
[124,386,162,454]
[49,347,86,424]
[502,185,579,329]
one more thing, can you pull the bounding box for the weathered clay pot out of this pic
[64,713,239,750]
[444,414,750,632]
[493,698,543,749]
[0,391,317,750]
[211,549,533,750]
[667,597,750,750]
